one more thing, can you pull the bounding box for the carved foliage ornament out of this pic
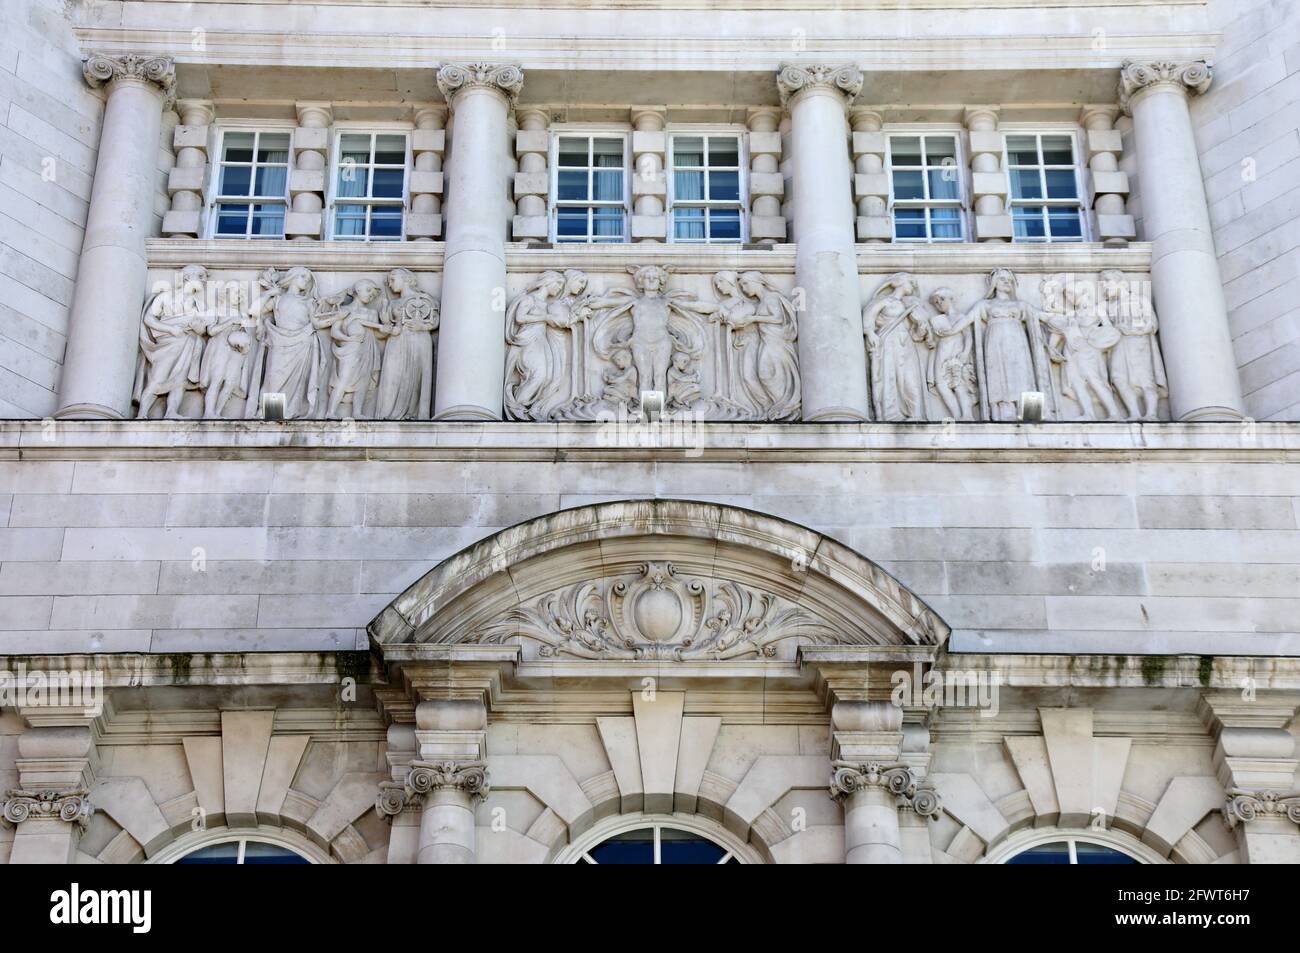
[457,560,884,660]
[83,53,176,103]
[437,63,525,105]
[776,64,864,107]
[1119,60,1213,114]
[375,761,490,817]
[829,762,942,819]
[1,788,94,830]
[1222,789,1300,829]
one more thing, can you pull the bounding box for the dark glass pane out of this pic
[339,133,371,165]
[891,136,922,167]
[592,137,623,167]
[709,209,741,241]
[250,206,285,237]
[1049,210,1083,240]
[588,829,655,864]
[1075,843,1138,865]
[1006,842,1071,864]
[708,170,739,202]
[592,207,624,240]
[708,137,740,167]
[254,165,287,197]
[674,170,705,201]
[372,168,404,199]
[558,137,589,167]
[1013,208,1047,240]
[1041,135,1075,165]
[925,136,957,163]
[592,169,623,201]
[222,132,254,163]
[893,170,924,201]
[334,205,367,238]
[557,208,589,239]
[177,842,240,864]
[673,207,705,241]
[894,208,926,240]
[1010,169,1042,200]
[256,133,290,163]
[374,134,406,165]
[242,843,310,865]
[1006,135,1039,166]
[1045,169,1078,200]
[928,167,959,201]
[659,837,728,864]
[220,165,252,197]
[215,205,250,235]
[370,208,403,238]
[673,136,704,167]
[557,170,588,201]
[931,207,962,239]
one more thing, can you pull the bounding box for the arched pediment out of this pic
[369,500,949,661]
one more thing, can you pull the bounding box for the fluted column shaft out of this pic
[56,54,175,420]
[433,64,521,420]
[1121,61,1245,422]
[779,65,870,422]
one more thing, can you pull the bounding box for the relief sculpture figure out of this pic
[1101,269,1167,420]
[964,268,1047,422]
[315,278,385,419]
[864,272,931,422]
[199,280,257,418]
[925,287,978,422]
[134,264,210,419]
[731,271,801,421]
[1040,274,1122,421]
[245,266,327,420]
[373,268,438,421]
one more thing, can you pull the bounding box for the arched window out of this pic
[176,839,311,865]
[556,814,759,864]
[985,829,1161,865]
[151,828,330,865]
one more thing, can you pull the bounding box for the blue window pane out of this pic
[659,838,727,864]
[370,209,403,238]
[1045,169,1078,200]
[592,208,624,240]
[928,167,960,201]
[176,842,240,864]
[220,165,252,197]
[673,136,704,167]
[1049,210,1083,240]
[1006,136,1039,166]
[674,170,705,201]
[708,138,740,167]
[709,209,741,241]
[709,170,739,202]
[893,170,924,201]
[334,204,367,238]
[339,134,370,165]
[1075,844,1138,865]
[925,136,957,163]
[254,165,287,197]
[372,168,404,199]
[215,205,250,235]
[1013,208,1047,240]
[673,207,705,241]
[256,134,290,163]
[557,170,588,201]
[242,843,310,865]
[558,138,588,167]
[891,136,922,166]
[1006,842,1071,864]
[894,208,926,240]
[931,207,962,239]
[592,169,622,202]
[588,829,655,864]
[374,135,405,165]
[250,205,284,237]
[557,209,588,240]
[1010,169,1042,200]
[1041,135,1075,165]
[336,163,367,199]
[221,132,254,163]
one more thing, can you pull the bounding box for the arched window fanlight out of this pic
[557,814,759,864]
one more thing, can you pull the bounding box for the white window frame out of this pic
[884,127,968,244]
[1002,125,1090,244]
[553,812,761,864]
[205,122,295,240]
[149,826,331,864]
[549,127,631,244]
[982,827,1164,865]
[666,126,749,244]
[326,125,411,242]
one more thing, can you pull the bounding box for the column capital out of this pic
[1,788,94,831]
[1222,789,1300,830]
[776,64,863,109]
[1119,60,1213,115]
[82,52,176,105]
[437,63,524,106]
[375,759,490,817]
[829,761,942,818]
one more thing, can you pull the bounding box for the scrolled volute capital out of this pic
[437,63,524,106]
[1119,60,1213,115]
[1,788,94,830]
[1221,789,1300,830]
[829,761,943,820]
[776,64,863,109]
[375,760,491,818]
[82,53,176,104]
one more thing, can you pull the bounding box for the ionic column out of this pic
[163,99,214,238]
[2,725,97,864]
[286,102,331,241]
[1120,61,1246,421]
[406,104,447,240]
[433,63,522,420]
[747,107,786,245]
[965,106,1012,242]
[1080,105,1135,246]
[512,107,549,241]
[55,53,175,420]
[850,108,890,243]
[630,107,668,242]
[777,64,870,422]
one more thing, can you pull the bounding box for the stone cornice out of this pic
[776,64,863,108]
[1,789,94,830]
[82,52,176,104]
[1119,60,1213,114]
[436,63,524,105]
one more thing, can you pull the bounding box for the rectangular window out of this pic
[553,134,628,243]
[669,134,743,243]
[331,131,408,241]
[1005,132,1085,243]
[212,129,290,239]
[888,134,964,243]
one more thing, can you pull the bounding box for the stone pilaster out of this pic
[1120,61,1245,422]
[1080,104,1134,246]
[850,107,890,242]
[407,104,447,240]
[286,102,331,241]
[746,107,785,244]
[778,64,871,422]
[630,106,668,242]
[3,722,99,864]
[512,107,549,241]
[964,106,1012,242]
[163,99,215,238]
[55,53,175,420]
[433,63,522,421]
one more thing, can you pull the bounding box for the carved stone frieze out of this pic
[1,788,94,830]
[1222,789,1300,829]
[1119,60,1213,114]
[829,762,942,819]
[504,266,801,422]
[375,760,490,817]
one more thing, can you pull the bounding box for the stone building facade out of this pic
[0,0,1298,864]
